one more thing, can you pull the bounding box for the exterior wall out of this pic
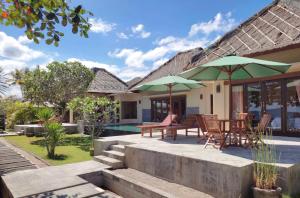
[115,48,300,124]
[115,93,143,124]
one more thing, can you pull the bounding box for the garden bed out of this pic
[4,134,92,165]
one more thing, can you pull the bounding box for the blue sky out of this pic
[0,0,272,96]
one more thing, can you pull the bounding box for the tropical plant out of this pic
[22,62,94,120]
[67,96,120,152]
[0,100,37,128]
[44,122,65,158]
[252,129,278,190]
[0,0,92,46]
[37,108,54,125]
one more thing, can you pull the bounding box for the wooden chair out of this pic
[183,115,200,137]
[245,113,272,147]
[137,114,177,137]
[195,114,209,139]
[202,114,226,149]
[232,112,252,146]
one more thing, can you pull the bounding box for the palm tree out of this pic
[0,67,8,96]
[9,68,27,97]
[9,69,25,86]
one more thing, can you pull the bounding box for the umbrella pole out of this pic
[229,74,232,121]
[169,84,173,125]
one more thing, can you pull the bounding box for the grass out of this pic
[4,134,92,166]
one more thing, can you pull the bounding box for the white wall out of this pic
[115,93,143,123]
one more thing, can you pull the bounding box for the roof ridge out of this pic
[128,48,203,89]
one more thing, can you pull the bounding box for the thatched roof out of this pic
[87,68,128,94]
[185,0,300,69]
[126,77,142,88]
[132,47,203,88]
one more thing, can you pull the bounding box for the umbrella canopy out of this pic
[136,75,204,122]
[180,55,291,81]
[136,75,203,92]
[180,55,291,121]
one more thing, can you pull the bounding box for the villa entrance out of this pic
[232,76,300,136]
[150,95,186,122]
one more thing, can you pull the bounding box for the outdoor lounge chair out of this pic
[137,114,177,137]
[160,114,199,140]
[202,114,226,149]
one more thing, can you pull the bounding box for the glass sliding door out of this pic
[232,85,244,119]
[264,81,282,131]
[151,96,186,122]
[286,78,300,133]
[247,83,262,126]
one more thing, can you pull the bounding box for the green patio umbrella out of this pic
[180,55,291,120]
[136,75,205,122]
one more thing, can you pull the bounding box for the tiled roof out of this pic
[87,68,128,94]
[185,0,300,69]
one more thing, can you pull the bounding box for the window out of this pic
[121,101,137,119]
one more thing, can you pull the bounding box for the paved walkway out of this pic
[0,139,36,175]
[1,161,111,197]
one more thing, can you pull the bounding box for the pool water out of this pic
[102,124,140,137]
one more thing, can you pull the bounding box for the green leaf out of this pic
[62,16,67,26]
[75,5,82,14]
[46,38,54,45]
[33,37,39,44]
[40,22,46,30]
[72,25,78,34]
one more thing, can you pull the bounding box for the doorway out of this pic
[151,95,186,122]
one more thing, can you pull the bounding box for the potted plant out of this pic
[252,129,282,198]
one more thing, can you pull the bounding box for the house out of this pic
[87,68,128,97]
[113,0,300,136]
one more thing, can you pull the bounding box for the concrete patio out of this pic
[94,130,300,197]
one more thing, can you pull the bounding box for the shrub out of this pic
[37,108,54,124]
[252,129,278,189]
[0,100,38,128]
[44,122,65,159]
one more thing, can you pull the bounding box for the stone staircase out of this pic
[102,168,213,198]
[93,144,126,169]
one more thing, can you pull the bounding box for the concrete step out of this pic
[90,190,123,198]
[102,168,213,198]
[93,155,124,169]
[31,183,104,197]
[110,144,125,153]
[103,150,125,161]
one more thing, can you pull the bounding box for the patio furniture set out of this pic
[137,112,272,149]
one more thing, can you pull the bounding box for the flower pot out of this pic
[89,148,94,156]
[252,187,282,198]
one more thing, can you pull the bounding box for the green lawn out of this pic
[4,134,92,165]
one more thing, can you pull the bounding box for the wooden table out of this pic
[218,119,247,147]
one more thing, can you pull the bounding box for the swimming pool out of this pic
[103,124,140,136]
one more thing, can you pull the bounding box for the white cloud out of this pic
[0,59,27,74]
[17,35,33,44]
[109,36,209,68]
[116,32,129,39]
[118,68,149,81]
[131,24,151,38]
[67,58,120,75]
[189,12,237,36]
[89,18,116,34]
[0,32,45,61]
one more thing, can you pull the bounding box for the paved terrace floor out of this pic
[100,129,300,168]
[0,139,36,175]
